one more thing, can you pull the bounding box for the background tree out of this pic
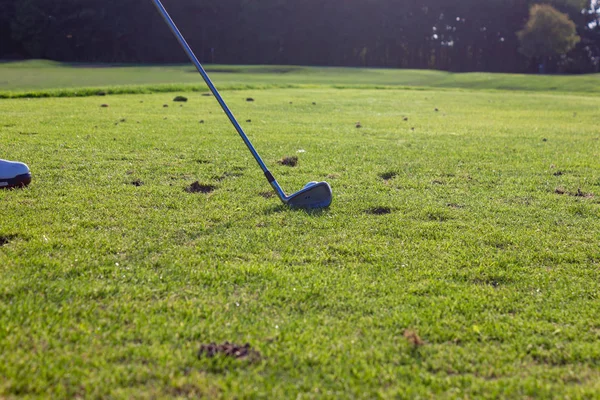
[1,0,597,73]
[517,4,581,72]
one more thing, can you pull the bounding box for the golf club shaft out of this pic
[151,0,287,201]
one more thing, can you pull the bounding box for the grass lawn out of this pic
[1,64,600,398]
[1,60,600,97]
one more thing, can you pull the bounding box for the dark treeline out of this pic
[1,0,599,73]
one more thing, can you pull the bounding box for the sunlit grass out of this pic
[1,83,599,398]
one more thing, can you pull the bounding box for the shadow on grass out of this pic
[263,204,331,216]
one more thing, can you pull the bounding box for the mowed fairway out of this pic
[1,71,600,398]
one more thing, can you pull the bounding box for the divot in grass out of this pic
[197,342,260,361]
[379,171,397,181]
[0,234,19,246]
[366,207,392,215]
[403,329,425,347]
[185,181,216,194]
[278,156,298,167]
[555,187,594,198]
[574,188,594,198]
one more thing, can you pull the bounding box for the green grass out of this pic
[1,60,600,98]
[1,72,600,398]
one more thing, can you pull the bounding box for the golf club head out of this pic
[285,181,332,209]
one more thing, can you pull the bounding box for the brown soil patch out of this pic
[100,104,109,108]
[173,96,188,102]
[555,187,594,198]
[379,171,397,180]
[278,156,298,167]
[259,191,274,198]
[198,342,260,360]
[186,181,216,194]
[366,207,392,215]
[163,104,169,108]
[131,179,143,187]
[0,234,18,246]
[246,98,255,102]
[403,329,425,347]
[573,188,594,198]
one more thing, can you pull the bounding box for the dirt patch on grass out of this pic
[0,234,18,246]
[573,188,594,198]
[173,96,188,102]
[198,342,260,361]
[131,179,143,187]
[278,156,298,167]
[186,181,216,194]
[555,187,594,198]
[403,329,425,347]
[379,171,397,181]
[366,206,392,215]
[259,191,274,198]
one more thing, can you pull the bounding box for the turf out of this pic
[1,76,600,398]
[1,60,600,98]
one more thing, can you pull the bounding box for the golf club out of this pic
[151,0,332,209]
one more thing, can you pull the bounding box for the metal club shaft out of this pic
[151,0,287,201]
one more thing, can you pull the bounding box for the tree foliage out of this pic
[0,0,597,73]
[517,4,580,60]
